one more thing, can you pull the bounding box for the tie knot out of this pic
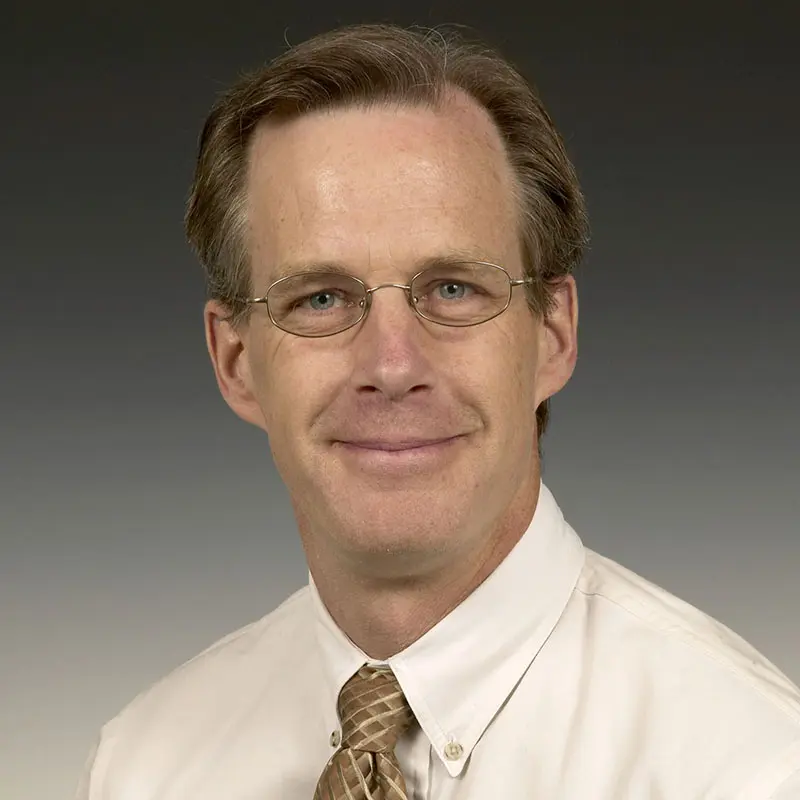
[338,664,415,753]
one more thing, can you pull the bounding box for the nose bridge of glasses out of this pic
[366,281,413,295]
[364,282,417,308]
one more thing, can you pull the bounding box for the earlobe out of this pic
[203,301,267,430]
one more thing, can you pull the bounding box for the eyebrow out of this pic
[268,249,501,282]
[269,261,354,281]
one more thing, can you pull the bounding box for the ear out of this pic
[534,275,579,407]
[203,300,267,431]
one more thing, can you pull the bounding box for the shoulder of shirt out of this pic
[576,547,800,726]
[175,583,313,667]
[83,585,316,794]
[100,583,313,735]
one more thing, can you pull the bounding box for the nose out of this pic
[350,284,434,401]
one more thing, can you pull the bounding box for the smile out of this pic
[337,436,462,452]
[332,435,466,472]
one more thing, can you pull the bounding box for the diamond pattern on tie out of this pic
[314,664,415,800]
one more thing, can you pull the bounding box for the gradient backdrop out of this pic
[2,2,798,798]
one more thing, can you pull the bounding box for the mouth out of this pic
[333,435,463,452]
[330,434,467,473]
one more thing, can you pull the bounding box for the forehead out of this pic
[245,92,521,280]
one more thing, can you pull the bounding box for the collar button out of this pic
[444,741,463,760]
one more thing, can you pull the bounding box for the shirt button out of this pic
[444,741,463,760]
[330,730,341,747]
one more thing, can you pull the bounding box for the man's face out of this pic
[207,94,576,577]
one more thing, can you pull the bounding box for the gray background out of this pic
[1,2,798,798]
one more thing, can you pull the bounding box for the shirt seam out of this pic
[575,584,800,727]
[733,740,800,799]
[104,587,310,741]
[177,586,309,670]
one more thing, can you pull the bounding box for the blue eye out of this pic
[437,282,467,300]
[307,291,339,311]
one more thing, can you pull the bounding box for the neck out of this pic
[305,477,541,660]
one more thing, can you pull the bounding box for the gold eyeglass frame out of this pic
[245,260,533,338]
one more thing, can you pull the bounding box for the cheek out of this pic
[486,327,538,410]
[499,363,536,425]
[245,334,294,432]
[249,338,348,435]
[448,345,533,442]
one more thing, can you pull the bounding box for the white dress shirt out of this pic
[76,483,800,799]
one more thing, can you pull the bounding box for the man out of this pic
[76,22,800,799]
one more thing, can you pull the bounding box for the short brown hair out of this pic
[185,23,588,443]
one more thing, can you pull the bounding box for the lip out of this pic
[335,436,462,452]
[331,434,466,472]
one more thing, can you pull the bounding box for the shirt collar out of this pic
[310,481,585,776]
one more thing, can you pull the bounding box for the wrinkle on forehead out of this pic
[245,88,522,279]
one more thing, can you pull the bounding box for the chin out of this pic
[334,518,460,580]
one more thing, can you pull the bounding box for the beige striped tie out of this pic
[314,664,415,800]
